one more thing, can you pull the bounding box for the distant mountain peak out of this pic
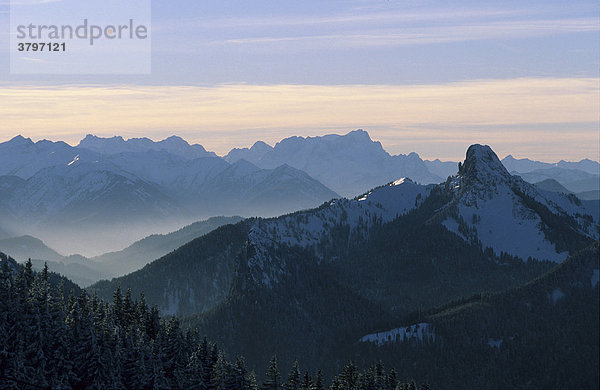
[250,140,273,152]
[345,128,372,140]
[164,135,186,142]
[8,135,33,145]
[161,135,193,147]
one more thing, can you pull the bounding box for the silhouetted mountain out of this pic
[77,134,217,159]
[90,216,244,278]
[0,135,98,179]
[534,178,572,194]
[225,129,442,197]
[502,154,600,175]
[0,235,64,263]
[424,159,458,179]
[514,167,599,194]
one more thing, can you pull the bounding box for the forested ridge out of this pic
[0,253,430,390]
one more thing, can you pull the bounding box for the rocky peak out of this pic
[460,144,511,186]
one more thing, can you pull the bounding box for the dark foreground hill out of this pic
[350,242,599,389]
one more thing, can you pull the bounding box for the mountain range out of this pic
[88,144,599,377]
[3,130,596,257]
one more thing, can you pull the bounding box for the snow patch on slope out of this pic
[359,323,434,346]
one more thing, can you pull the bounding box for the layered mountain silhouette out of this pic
[0,135,338,254]
[0,216,243,287]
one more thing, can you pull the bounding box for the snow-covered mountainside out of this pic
[241,178,432,288]
[77,134,217,159]
[441,145,598,262]
[90,177,433,313]
[225,129,442,197]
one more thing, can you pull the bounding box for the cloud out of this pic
[158,8,529,31]
[219,18,598,48]
[0,77,597,160]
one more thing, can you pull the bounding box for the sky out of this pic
[0,0,598,161]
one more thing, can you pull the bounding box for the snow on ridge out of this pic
[392,177,409,186]
[242,179,431,288]
[254,179,431,251]
[359,323,434,346]
[441,218,468,241]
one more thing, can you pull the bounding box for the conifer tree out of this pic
[284,360,300,390]
[263,355,281,390]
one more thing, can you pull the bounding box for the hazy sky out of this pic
[0,0,598,161]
